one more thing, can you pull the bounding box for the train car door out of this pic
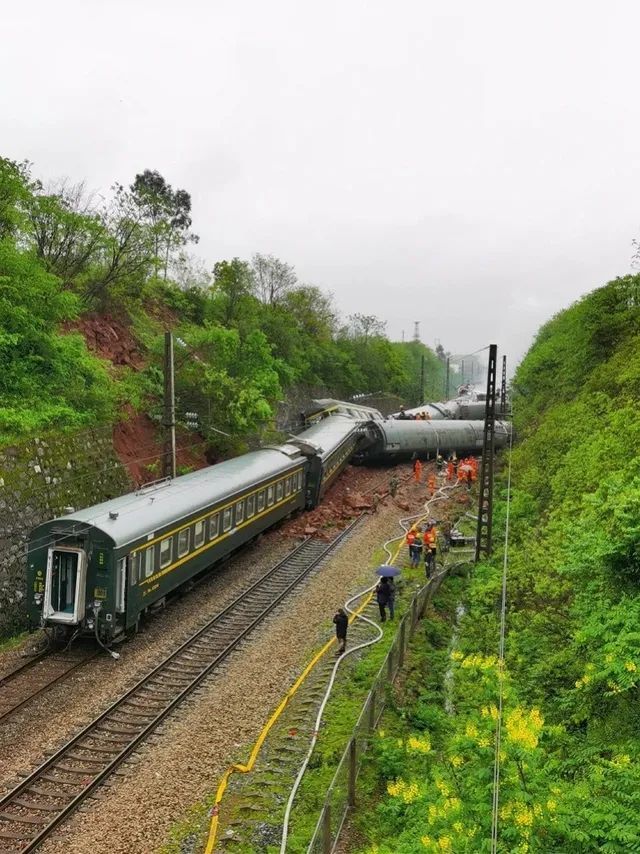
[115,556,127,615]
[43,546,87,625]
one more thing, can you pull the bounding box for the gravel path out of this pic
[36,478,421,854]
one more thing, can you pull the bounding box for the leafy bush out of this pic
[0,240,115,440]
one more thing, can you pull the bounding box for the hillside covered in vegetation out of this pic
[354,275,640,852]
[0,157,452,454]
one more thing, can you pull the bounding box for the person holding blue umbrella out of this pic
[375,565,400,621]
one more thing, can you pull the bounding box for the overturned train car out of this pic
[359,418,512,460]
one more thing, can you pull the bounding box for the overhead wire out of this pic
[15,415,374,561]
[11,436,213,559]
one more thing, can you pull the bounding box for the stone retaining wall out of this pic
[0,428,131,638]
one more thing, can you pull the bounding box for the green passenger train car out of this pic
[27,444,308,643]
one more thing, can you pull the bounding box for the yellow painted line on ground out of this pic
[202,513,427,854]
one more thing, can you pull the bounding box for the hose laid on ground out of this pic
[278,581,382,854]
[279,479,460,852]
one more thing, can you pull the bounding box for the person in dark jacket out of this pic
[376,577,392,622]
[387,578,396,620]
[333,608,348,654]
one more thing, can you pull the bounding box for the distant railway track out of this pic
[0,647,100,725]
[0,520,362,853]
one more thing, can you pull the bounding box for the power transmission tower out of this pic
[413,321,420,343]
[475,344,498,562]
[162,331,177,479]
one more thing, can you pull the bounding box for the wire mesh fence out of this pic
[306,571,448,853]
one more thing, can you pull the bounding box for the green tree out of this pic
[251,252,297,305]
[27,181,104,282]
[131,169,199,278]
[211,258,256,327]
[0,157,34,239]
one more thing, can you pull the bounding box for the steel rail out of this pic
[0,519,362,854]
[0,650,100,725]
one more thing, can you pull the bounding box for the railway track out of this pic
[0,521,361,853]
[0,647,99,725]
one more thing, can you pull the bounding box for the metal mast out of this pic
[500,355,507,416]
[475,344,498,561]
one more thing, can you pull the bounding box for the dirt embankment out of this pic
[65,313,146,369]
[112,406,209,486]
[68,311,210,484]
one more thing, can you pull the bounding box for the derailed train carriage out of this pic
[394,396,489,420]
[358,417,511,461]
[26,405,508,644]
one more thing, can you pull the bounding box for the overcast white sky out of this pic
[2,0,638,369]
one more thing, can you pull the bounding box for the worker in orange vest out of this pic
[446,459,455,481]
[413,458,423,482]
[406,527,416,564]
[459,460,473,488]
[428,472,437,496]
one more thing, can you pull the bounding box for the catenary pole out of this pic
[475,344,497,561]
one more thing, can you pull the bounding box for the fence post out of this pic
[322,803,332,854]
[387,645,394,681]
[348,737,357,807]
[399,621,406,668]
[368,687,376,730]
[411,596,418,633]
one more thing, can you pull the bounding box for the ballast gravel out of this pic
[36,482,426,854]
[0,534,295,791]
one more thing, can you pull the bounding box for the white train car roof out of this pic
[292,414,362,460]
[36,445,304,549]
[306,399,384,421]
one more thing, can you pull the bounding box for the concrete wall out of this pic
[0,428,131,638]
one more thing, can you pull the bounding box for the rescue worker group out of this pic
[332,446,479,655]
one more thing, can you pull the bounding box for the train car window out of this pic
[246,494,255,518]
[257,491,265,512]
[194,520,205,548]
[267,485,274,506]
[177,529,190,557]
[144,546,155,578]
[276,481,283,501]
[209,514,219,540]
[297,471,303,491]
[284,477,291,497]
[235,501,244,524]
[130,553,139,586]
[160,538,173,568]
[223,507,233,531]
